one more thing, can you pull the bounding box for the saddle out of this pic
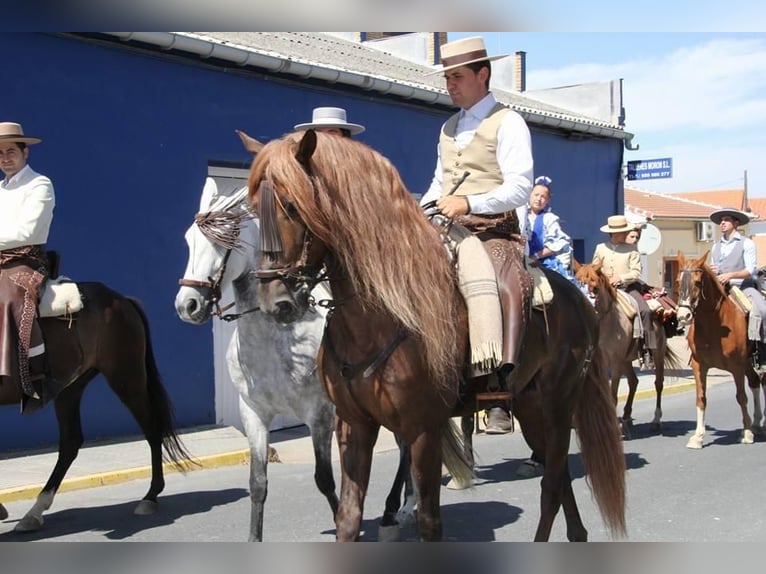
[39,276,83,318]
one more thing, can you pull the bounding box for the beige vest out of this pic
[439,103,510,196]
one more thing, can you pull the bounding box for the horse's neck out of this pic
[327,276,398,346]
[597,281,619,316]
[700,274,727,314]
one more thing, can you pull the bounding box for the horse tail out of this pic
[440,418,475,489]
[663,341,686,372]
[126,297,196,472]
[575,346,627,538]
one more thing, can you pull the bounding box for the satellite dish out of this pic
[637,223,662,255]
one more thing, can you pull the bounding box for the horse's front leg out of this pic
[238,396,271,541]
[620,362,639,439]
[650,341,666,433]
[15,386,87,532]
[409,427,446,541]
[335,417,378,541]
[686,360,709,449]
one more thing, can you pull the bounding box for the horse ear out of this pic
[296,129,317,172]
[593,260,603,273]
[235,129,264,155]
[677,251,686,268]
[201,177,219,211]
[696,250,710,268]
[572,257,582,273]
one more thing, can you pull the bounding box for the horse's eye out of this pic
[285,202,299,218]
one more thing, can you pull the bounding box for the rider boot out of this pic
[22,321,64,415]
[483,239,527,435]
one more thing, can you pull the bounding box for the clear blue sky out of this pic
[448,32,766,197]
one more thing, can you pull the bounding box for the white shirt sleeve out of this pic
[465,111,533,215]
[744,238,757,276]
[0,176,55,250]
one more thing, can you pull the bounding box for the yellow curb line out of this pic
[0,449,250,505]
[0,379,713,506]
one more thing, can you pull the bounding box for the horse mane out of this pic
[699,261,728,299]
[576,262,618,303]
[247,132,462,386]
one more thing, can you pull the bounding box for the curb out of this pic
[0,380,703,505]
[0,450,249,505]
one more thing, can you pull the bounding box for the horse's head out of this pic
[675,250,711,327]
[175,177,257,324]
[575,261,605,297]
[248,131,328,323]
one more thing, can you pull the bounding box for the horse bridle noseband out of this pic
[178,201,260,322]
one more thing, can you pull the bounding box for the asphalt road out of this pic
[2,380,765,542]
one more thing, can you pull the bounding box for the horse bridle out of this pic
[177,202,260,322]
[676,267,704,315]
[253,179,327,291]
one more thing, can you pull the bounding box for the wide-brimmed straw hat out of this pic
[710,207,750,225]
[426,36,507,76]
[294,107,365,135]
[599,215,635,234]
[0,122,41,144]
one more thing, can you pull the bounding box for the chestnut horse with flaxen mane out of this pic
[247,130,626,541]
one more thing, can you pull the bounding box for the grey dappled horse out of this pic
[175,176,339,541]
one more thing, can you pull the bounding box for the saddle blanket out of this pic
[528,265,553,307]
[39,276,83,318]
[615,289,638,320]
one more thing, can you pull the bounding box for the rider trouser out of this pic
[0,245,49,399]
[455,210,530,389]
[626,285,657,350]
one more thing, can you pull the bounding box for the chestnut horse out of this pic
[676,252,766,448]
[574,260,684,438]
[247,130,625,541]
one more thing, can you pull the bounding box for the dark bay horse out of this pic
[574,260,684,438]
[0,282,192,531]
[247,130,626,541]
[676,252,766,448]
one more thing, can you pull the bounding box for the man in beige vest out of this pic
[420,36,534,434]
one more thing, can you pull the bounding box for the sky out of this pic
[448,32,766,198]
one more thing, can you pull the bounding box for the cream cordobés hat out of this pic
[599,215,635,234]
[426,36,507,75]
[0,122,42,144]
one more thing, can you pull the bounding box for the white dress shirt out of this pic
[420,92,534,219]
[0,164,55,250]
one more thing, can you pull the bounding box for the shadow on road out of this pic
[0,488,249,541]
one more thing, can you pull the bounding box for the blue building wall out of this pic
[0,33,624,451]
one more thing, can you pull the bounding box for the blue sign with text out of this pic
[627,158,673,180]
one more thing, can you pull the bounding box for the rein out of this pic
[178,198,261,321]
[253,178,328,293]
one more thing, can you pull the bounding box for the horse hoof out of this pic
[395,508,416,527]
[0,504,8,521]
[446,476,473,490]
[134,500,159,515]
[378,524,401,542]
[516,460,542,478]
[742,430,755,444]
[686,437,703,449]
[14,515,43,532]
